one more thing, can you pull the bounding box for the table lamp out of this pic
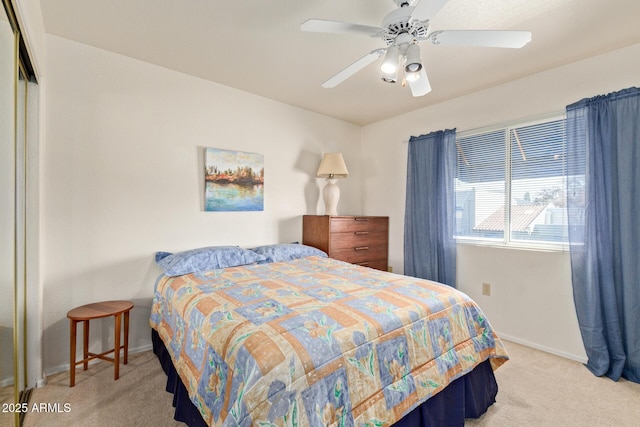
[316,153,349,215]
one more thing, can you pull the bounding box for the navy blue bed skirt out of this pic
[152,329,498,426]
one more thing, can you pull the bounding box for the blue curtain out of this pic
[566,87,640,383]
[404,129,457,286]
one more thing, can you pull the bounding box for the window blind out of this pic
[455,118,570,245]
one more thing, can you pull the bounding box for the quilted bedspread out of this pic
[150,256,508,427]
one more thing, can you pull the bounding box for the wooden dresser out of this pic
[302,215,389,271]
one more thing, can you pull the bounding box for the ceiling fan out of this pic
[300,0,532,97]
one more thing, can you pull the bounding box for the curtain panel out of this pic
[566,87,640,383]
[404,129,457,286]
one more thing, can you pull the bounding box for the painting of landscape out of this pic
[205,148,264,211]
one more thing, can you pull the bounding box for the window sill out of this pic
[455,238,569,253]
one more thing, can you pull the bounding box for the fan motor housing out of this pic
[381,6,429,45]
[393,0,414,7]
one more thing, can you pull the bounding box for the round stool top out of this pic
[67,300,134,320]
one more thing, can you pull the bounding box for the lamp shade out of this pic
[405,43,422,73]
[316,153,349,178]
[380,45,400,74]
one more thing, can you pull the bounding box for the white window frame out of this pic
[454,112,569,252]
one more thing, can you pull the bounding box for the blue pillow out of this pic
[156,246,266,276]
[250,243,327,263]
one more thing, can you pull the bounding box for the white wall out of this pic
[13,0,46,76]
[361,42,640,362]
[41,35,363,375]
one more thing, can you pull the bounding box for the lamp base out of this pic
[322,178,340,216]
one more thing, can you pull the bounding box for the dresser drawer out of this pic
[329,230,387,250]
[331,245,387,264]
[330,216,388,233]
[353,259,388,271]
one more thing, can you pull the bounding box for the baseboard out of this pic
[497,332,588,364]
[2,376,50,389]
[41,343,153,383]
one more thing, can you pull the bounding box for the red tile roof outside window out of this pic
[474,204,548,232]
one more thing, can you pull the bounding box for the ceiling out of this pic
[39,0,640,126]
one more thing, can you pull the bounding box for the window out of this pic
[455,117,571,247]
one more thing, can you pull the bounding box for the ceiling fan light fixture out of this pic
[381,69,397,83]
[380,45,400,74]
[301,0,531,97]
[405,70,421,82]
[404,43,422,73]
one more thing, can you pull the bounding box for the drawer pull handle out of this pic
[354,231,369,235]
[355,246,369,251]
[356,262,370,266]
[354,218,369,221]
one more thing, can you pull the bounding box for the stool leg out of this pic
[70,319,77,387]
[123,309,130,365]
[114,313,121,380]
[83,320,89,371]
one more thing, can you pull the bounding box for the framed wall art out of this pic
[205,148,264,212]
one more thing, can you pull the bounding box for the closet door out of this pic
[1,2,36,425]
[0,2,17,425]
[15,60,28,402]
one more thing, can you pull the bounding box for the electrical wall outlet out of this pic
[387,266,393,273]
[482,282,491,296]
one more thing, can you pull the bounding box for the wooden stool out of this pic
[67,300,134,387]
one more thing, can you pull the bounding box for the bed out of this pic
[150,244,508,426]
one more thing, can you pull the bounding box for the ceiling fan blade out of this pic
[411,0,449,21]
[407,68,432,97]
[300,19,383,37]
[429,30,532,48]
[322,49,386,88]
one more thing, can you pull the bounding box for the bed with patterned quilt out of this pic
[150,244,508,427]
